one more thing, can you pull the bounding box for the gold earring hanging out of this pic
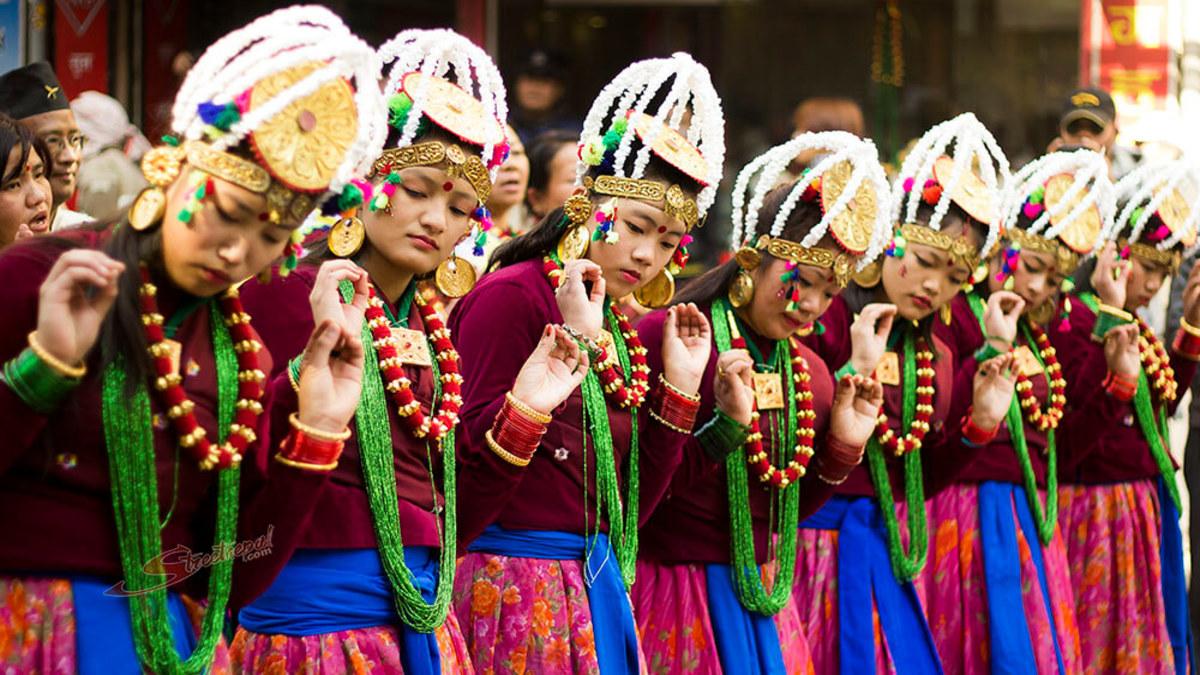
[435,253,477,298]
[128,145,186,231]
[633,268,675,309]
[1028,299,1054,326]
[557,193,594,261]
[328,216,365,258]
[853,260,883,288]
[728,269,755,308]
[939,303,952,325]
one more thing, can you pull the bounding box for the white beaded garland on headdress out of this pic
[170,5,387,193]
[999,149,1113,253]
[730,131,893,271]
[576,52,725,218]
[892,112,1010,257]
[377,28,509,180]
[1110,159,1200,252]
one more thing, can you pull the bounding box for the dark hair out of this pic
[673,185,826,306]
[0,113,49,185]
[526,129,577,194]
[488,151,702,272]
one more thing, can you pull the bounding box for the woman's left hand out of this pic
[828,374,885,448]
[661,303,711,396]
[971,352,1017,431]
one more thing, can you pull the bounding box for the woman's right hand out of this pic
[555,259,606,339]
[1091,242,1130,309]
[510,325,590,415]
[713,349,755,426]
[1103,323,1140,380]
[297,319,365,434]
[36,249,125,365]
[849,303,896,375]
[308,260,369,337]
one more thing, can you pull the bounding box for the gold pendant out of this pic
[163,339,183,375]
[556,224,590,262]
[874,351,900,386]
[752,372,785,410]
[391,327,432,367]
[328,216,365,257]
[434,255,476,298]
[940,303,952,325]
[1012,345,1043,377]
[633,269,675,308]
[129,188,166,231]
[728,269,755,308]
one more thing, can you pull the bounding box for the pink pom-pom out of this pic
[1023,202,1044,219]
[903,177,915,192]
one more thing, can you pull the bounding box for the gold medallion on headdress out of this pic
[1155,187,1196,248]
[249,62,359,193]
[933,155,996,225]
[1043,173,1101,254]
[820,160,876,255]
[402,72,506,148]
[629,112,709,185]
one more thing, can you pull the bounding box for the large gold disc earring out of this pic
[435,254,477,298]
[728,270,755,308]
[633,268,675,309]
[1028,299,1054,326]
[557,193,594,261]
[853,259,883,288]
[129,188,167,231]
[129,145,185,231]
[328,217,365,258]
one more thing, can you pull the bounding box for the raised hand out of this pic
[1091,242,1130,310]
[309,260,369,337]
[1180,262,1200,326]
[1103,323,1140,380]
[297,319,365,434]
[971,353,1017,431]
[849,303,897,375]
[35,249,125,366]
[661,303,711,396]
[829,374,885,448]
[713,349,755,426]
[555,259,606,339]
[982,290,1025,348]
[510,325,590,415]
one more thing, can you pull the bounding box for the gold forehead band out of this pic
[585,174,701,231]
[1005,228,1082,275]
[737,234,856,288]
[371,141,493,204]
[900,223,981,271]
[1120,238,1182,272]
[185,142,314,224]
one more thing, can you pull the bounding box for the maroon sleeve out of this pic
[633,307,703,523]
[1167,341,1197,417]
[803,295,852,374]
[795,347,838,520]
[450,270,554,546]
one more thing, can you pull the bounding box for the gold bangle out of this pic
[485,429,532,467]
[27,331,86,379]
[659,373,701,403]
[288,412,352,441]
[273,452,338,472]
[1097,303,1133,322]
[1181,317,1200,339]
[288,359,301,394]
[649,407,694,435]
[505,391,552,424]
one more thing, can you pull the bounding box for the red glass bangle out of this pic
[1173,328,1200,362]
[962,409,1000,446]
[276,428,344,469]
[812,454,856,485]
[825,434,866,465]
[491,398,548,461]
[652,381,700,433]
[1103,371,1137,402]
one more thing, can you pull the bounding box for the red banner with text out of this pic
[53,0,108,96]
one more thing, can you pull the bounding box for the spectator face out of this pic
[22,108,83,206]
[516,75,563,114]
[488,127,530,214]
[0,144,50,244]
[1060,118,1116,155]
[528,142,577,219]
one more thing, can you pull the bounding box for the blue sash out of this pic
[800,495,942,675]
[977,481,1066,674]
[467,525,639,675]
[703,563,785,674]
[70,576,196,675]
[1157,477,1196,675]
[237,547,442,675]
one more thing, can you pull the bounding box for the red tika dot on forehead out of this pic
[258,212,269,222]
[658,225,667,234]
[442,181,454,192]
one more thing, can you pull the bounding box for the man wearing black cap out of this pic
[0,62,91,231]
[510,49,579,146]
[1051,86,1140,179]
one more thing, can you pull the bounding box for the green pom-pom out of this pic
[610,116,628,136]
[178,207,193,223]
[591,228,603,242]
[387,92,414,131]
[338,184,364,212]
[1131,206,1145,225]
[370,194,389,212]
[161,135,179,147]
[385,172,402,185]
[1029,187,1044,205]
